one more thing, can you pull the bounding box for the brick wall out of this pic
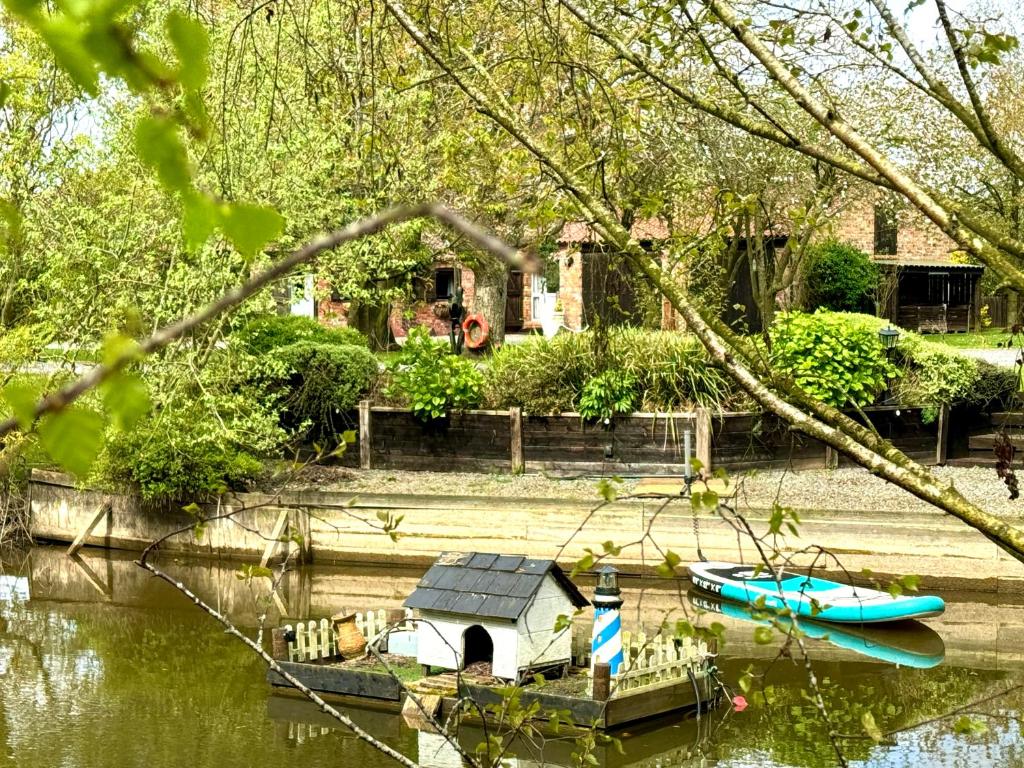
[830,198,957,263]
[556,246,585,330]
[389,261,478,338]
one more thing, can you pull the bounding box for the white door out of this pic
[532,276,558,327]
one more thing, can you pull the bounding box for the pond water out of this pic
[1,545,1023,767]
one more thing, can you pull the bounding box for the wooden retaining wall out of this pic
[358,403,945,474]
[28,470,1024,594]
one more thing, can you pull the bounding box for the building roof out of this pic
[558,217,671,244]
[403,551,590,621]
[872,257,984,272]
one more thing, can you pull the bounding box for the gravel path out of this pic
[291,465,1024,518]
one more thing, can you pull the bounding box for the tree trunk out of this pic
[471,261,508,348]
[348,301,395,352]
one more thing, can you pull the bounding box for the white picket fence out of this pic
[612,631,708,696]
[284,608,413,662]
[572,623,711,696]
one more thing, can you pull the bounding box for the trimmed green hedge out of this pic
[233,314,367,354]
[269,341,378,437]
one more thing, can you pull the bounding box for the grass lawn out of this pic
[921,329,1017,349]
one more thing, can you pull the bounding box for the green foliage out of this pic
[487,328,738,414]
[777,312,1019,409]
[37,406,105,477]
[769,311,897,407]
[99,406,264,502]
[804,241,878,313]
[388,327,484,420]
[578,369,637,422]
[894,338,979,407]
[268,341,378,439]
[233,314,368,354]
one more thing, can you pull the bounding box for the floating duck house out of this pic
[403,551,590,681]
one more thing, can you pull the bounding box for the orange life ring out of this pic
[462,313,490,349]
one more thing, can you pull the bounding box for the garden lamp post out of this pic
[878,325,900,355]
[878,325,900,404]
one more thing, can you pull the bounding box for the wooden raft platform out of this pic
[267,622,718,730]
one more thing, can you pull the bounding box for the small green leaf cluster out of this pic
[769,310,897,407]
[803,241,879,313]
[388,327,484,421]
[577,369,637,423]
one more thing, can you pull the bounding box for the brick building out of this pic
[830,198,985,332]
[300,195,991,340]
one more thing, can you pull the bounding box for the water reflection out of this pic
[0,545,1022,768]
[688,589,946,669]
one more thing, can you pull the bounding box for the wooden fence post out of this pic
[824,446,839,469]
[509,407,524,474]
[271,627,289,661]
[359,400,372,470]
[695,408,712,475]
[936,403,950,466]
[592,662,611,702]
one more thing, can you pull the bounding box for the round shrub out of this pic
[769,310,896,407]
[804,241,879,313]
[234,314,367,354]
[269,341,378,437]
[100,409,264,502]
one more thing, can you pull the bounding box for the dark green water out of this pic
[1,546,1022,767]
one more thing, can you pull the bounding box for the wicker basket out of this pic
[332,612,367,657]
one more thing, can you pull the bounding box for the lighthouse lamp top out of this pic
[596,565,620,593]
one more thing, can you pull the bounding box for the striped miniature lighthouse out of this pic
[591,565,624,675]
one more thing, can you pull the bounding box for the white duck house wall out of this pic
[403,552,590,681]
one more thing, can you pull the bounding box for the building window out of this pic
[434,268,456,300]
[874,205,898,255]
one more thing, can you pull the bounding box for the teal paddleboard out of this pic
[689,561,945,624]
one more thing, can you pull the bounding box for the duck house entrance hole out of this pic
[462,625,494,668]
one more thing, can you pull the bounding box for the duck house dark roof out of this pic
[403,552,590,621]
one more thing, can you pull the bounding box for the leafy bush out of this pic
[389,327,484,420]
[269,341,378,438]
[578,370,638,422]
[233,314,367,354]
[487,329,738,414]
[99,407,265,502]
[487,333,597,413]
[609,328,738,411]
[769,311,896,407]
[893,335,978,406]
[804,241,879,313]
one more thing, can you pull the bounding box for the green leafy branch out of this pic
[0,203,526,477]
